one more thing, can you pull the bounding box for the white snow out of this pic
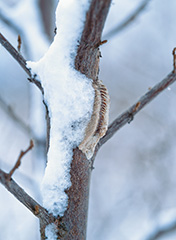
[45,224,58,240]
[27,0,94,217]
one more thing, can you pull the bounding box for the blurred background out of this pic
[1,0,176,239]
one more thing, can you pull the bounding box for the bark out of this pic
[53,0,112,239]
[61,148,91,240]
[75,0,112,80]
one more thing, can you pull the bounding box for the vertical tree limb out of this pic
[60,1,112,239]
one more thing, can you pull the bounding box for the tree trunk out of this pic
[41,0,112,239]
[56,1,111,239]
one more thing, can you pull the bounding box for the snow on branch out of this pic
[27,0,95,217]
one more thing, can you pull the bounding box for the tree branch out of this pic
[59,1,112,239]
[104,0,151,39]
[98,72,176,149]
[0,33,43,93]
[0,168,54,225]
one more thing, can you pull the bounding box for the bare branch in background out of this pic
[144,220,176,240]
[0,10,22,35]
[0,9,30,55]
[0,33,43,93]
[39,0,56,39]
[0,95,46,149]
[0,94,31,133]
[104,0,151,39]
[97,71,176,149]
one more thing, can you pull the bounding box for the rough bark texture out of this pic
[75,0,112,80]
[61,148,91,240]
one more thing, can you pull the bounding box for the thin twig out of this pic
[0,168,54,225]
[97,72,176,149]
[7,140,34,180]
[104,0,151,39]
[0,33,43,93]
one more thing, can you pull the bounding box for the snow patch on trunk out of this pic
[27,0,93,217]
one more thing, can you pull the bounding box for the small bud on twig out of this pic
[17,35,22,52]
[172,47,176,73]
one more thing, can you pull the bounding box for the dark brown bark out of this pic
[58,1,112,239]
[75,0,112,80]
[61,148,91,240]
